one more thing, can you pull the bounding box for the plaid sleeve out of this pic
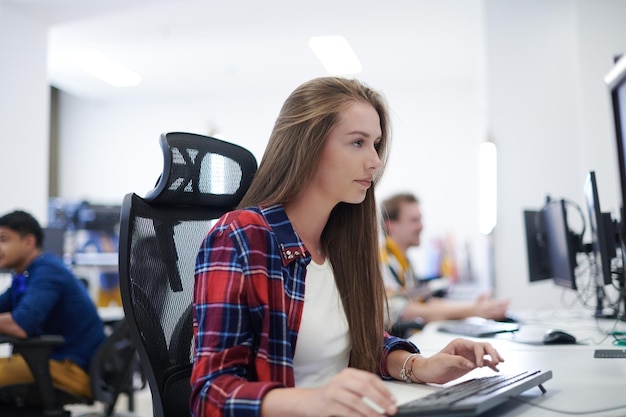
[191,213,283,417]
[379,333,420,380]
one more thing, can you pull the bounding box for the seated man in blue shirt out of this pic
[0,210,106,399]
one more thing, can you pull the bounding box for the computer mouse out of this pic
[543,329,577,345]
[496,315,519,324]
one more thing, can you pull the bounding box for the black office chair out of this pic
[0,318,141,417]
[389,320,424,339]
[118,132,257,417]
[88,320,143,417]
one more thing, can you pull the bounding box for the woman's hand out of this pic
[292,368,397,417]
[308,368,397,416]
[411,338,504,385]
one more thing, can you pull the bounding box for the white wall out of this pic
[489,0,626,311]
[56,2,491,286]
[0,3,49,222]
[57,78,491,276]
[5,0,626,313]
[56,91,282,204]
[576,0,626,215]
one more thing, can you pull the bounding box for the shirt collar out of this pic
[257,204,310,266]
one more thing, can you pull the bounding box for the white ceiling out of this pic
[8,0,484,101]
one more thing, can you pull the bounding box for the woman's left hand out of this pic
[412,338,504,384]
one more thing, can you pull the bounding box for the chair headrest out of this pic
[144,132,257,208]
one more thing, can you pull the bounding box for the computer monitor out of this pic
[523,209,551,282]
[42,227,66,258]
[605,54,626,241]
[47,198,83,230]
[541,199,579,290]
[605,54,626,320]
[76,204,121,234]
[583,171,617,286]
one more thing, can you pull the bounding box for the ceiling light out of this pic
[308,36,362,75]
[75,51,142,87]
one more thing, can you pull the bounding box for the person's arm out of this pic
[0,312,28,338]
[269,336,503,416]
[11,267,63,337]
[471,293,510,320]
[386,338,504,385]
[400,294,509,323]
[192,220,272,416]
[262,335,503,416]
[261,369,397,417]
[399,298,473,322]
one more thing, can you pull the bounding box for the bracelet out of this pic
[399,353,419,383]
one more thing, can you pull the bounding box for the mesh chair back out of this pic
[119,132,257,417]
[89,319,139,417]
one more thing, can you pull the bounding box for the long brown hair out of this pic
[239,77,391,373]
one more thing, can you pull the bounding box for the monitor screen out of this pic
[42,228,66,258]
[47,198,84,230]
[523,209,551,282]
[76,204,121,234]
[542,199,578,290]
[583,171,616,286]
[605,54,626,240]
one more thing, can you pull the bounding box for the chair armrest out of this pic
[0,335,66,415]
[390,320,424,338]
[0,335,65,347]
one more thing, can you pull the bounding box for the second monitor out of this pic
[583,171,618,287]
[524,198,580,290]
[524,172,622,318]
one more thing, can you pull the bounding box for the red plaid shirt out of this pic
[191,205,418,417]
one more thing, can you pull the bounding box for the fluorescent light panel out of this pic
[75,51,142,87]
[479,141,497,235]
[309,36,362,75]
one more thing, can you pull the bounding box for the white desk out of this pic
[72,252,118,267]
[98,305,125,323]
[385,309,626,416]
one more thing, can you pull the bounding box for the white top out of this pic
[293,258,351,387]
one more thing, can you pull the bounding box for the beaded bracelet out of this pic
[399,353,420,383]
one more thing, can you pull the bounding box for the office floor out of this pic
[66,385,153,417]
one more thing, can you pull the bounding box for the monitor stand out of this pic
[595,284,618,319]
[617,271,626,322]
[592,226,626,321]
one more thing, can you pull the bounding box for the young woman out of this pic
[191,77,504,417]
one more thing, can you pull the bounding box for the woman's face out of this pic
[313,101,382,206]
